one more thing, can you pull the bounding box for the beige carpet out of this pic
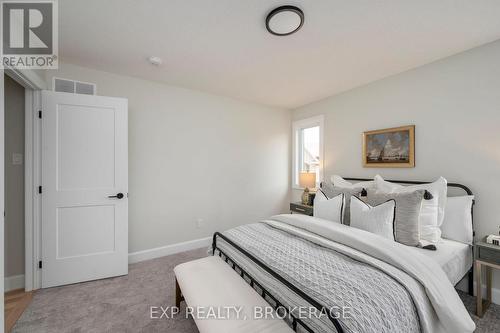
[12,247,500,332]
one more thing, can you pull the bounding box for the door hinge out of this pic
[38,186,42,194]
[38,261,42,269]
[38,110,42,118]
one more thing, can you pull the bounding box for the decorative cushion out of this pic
[364,189,425,246]
[313,190,344,224]
[350,196,396,241]
[321,181,362,225]
[374,175,447,243]
[441,196,474,245]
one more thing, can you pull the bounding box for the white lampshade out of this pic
[299,172,316,189]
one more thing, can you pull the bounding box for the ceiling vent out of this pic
[53,77,96,95]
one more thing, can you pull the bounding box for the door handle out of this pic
[108,193,124,199]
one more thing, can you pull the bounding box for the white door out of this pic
[41,91,128,288]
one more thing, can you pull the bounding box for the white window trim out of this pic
[292,115,324,190]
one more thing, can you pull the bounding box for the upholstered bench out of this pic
[174,255,293,333]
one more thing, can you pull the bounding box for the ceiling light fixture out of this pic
[266,5,304,36]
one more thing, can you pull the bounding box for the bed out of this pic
[410,238,473,286]
[210,178,476,333]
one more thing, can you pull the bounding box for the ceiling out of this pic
[59,0,500,109]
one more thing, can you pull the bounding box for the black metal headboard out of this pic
[336,177,473,196]
[322,176,475,235]
[322,176,476,296]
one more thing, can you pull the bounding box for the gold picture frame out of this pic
[362,125,415,168]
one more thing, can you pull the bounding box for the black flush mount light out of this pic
[266,5,304,36]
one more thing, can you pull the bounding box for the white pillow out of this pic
[350,196,396,240]
[441,196,474,245]
[331,175,375,189]
[314,190,344,223]
[374,175,447,243]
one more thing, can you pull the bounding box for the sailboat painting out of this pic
[362,125,415,168]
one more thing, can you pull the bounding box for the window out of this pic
[292,115,324,189]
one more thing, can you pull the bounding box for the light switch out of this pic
[12,153,23,165]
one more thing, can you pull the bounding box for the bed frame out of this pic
[211,177,474,333]
[212,232,344,333]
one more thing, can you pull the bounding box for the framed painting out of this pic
[362,125,415,168]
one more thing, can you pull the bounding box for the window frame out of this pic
[292,115,324,190]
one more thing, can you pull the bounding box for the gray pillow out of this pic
[363,189,425,246]
[321,181,362,225]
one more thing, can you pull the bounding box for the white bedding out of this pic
[265,214,475,333]
[410,238,472,286]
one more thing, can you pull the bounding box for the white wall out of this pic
[45,63,290,253]
[4,75,25,278]
[292,40,500,290]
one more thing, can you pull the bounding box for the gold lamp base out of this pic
[301,187,310,205]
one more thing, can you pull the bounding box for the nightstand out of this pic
[290,202,313,216]
[475,241,500,317]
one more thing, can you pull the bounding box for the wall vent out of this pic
[53,77,96,95]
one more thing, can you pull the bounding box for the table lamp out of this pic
[299,172,316,205]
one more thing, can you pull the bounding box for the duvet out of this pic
[213,214,475,333]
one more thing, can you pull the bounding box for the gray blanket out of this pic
[213,214,475,333]
[216,223,420,333]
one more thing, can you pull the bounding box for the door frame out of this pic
[40,91,129,288]
[4,67,46,291]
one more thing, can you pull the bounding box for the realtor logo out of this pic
[1,0,58,68]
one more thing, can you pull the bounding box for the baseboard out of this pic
[490,286,500,305]
[456,278,500,305]
[5,274,25,292]
[472,283,500,305]
[128,236,211,264]
[474,283,500,305]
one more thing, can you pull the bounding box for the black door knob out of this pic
[108,193,124,199]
